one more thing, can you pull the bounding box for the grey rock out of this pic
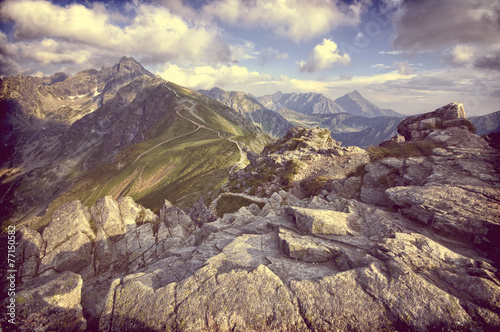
[160,199,197,234]
[397,102,467,140]
[8,272,86,331]
[42,200,95,253]
[279,228,341,262]
[387,185,500,242]
[40,231,93,274]
[287,206,352,235]
[91,196,126,241]
[185,197,217,227]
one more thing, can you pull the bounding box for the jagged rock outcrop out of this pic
[225,126,370,198]
[396,102,470,141]
[363,103,500,256]
[185,197,217,227]
[3,102,500,331]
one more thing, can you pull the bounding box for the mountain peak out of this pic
[348,90,362,98]
[335,90,402,117]
[113,56,154,78]
[119,56,138,64]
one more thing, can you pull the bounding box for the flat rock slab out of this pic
[287,206,351,235]
[13,272,86,331]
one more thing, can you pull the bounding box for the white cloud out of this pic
[230,41,258,62]
[449,44,476,65]
[378,50,404,55]
[366,67,500,115]
[371,63,391,70]
[0,0,230,71]
[298,39,351,73]
[157,63,272,90]
[202,0,365,42]
[260,47,289,65]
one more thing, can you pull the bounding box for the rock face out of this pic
[3,102,500,331]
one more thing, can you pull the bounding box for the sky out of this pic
[1,0,500,116]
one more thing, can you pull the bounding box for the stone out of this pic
[91,196,126,240]
[117,196,141,231]
[160,200,197,234]
[398,102,465,140]
[9,272,86,331]
[175,265,307,331]
[286,206,351,235]
[16,226,44,266]
[185,197,217,227]
[279,228,341,262]
[42,200,95,253]
[40,231,93,274]
[386,185,500,242]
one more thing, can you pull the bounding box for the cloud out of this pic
[365,66,500,115]
[378,50,403,55]
[474,54,500,71]
[371,63,391,70]
[259,47,289,65]
[391,0,500,52]
[371,61,414,75]
[157,63,272,90]
[230,41,258,62]
[298,39,351,73]
[448,44,476,65]
[202,0,365,42]
[0,0,230,72]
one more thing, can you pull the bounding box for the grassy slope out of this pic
[33,83,260,230]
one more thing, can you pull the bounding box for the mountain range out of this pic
[257,90,403,117]
[0,56,271,226]
[198,87,292,137]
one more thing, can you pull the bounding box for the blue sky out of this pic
[1,0,499,116]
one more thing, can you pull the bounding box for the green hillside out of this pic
[32,82,272,230]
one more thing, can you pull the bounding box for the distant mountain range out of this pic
[470,111,500,135]
[199,88,500,147]
[258,91,346,115]
[257,90,403,118]
[198,87,292,138]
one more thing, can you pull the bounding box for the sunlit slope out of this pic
[35,82,268,229]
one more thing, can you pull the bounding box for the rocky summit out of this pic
[2,102,500,331]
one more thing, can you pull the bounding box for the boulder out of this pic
[40,231,93,273]
[279,228,341,262]
[160,199,197,234]
[40,201,95,274]
[9,272,86,331]
[286,206,352,235]
[91,196,126,240]
[185,197,217,227]
[397,102,468,141]
[42,200,95,253]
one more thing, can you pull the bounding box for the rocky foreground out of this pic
[2,103,500,331]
